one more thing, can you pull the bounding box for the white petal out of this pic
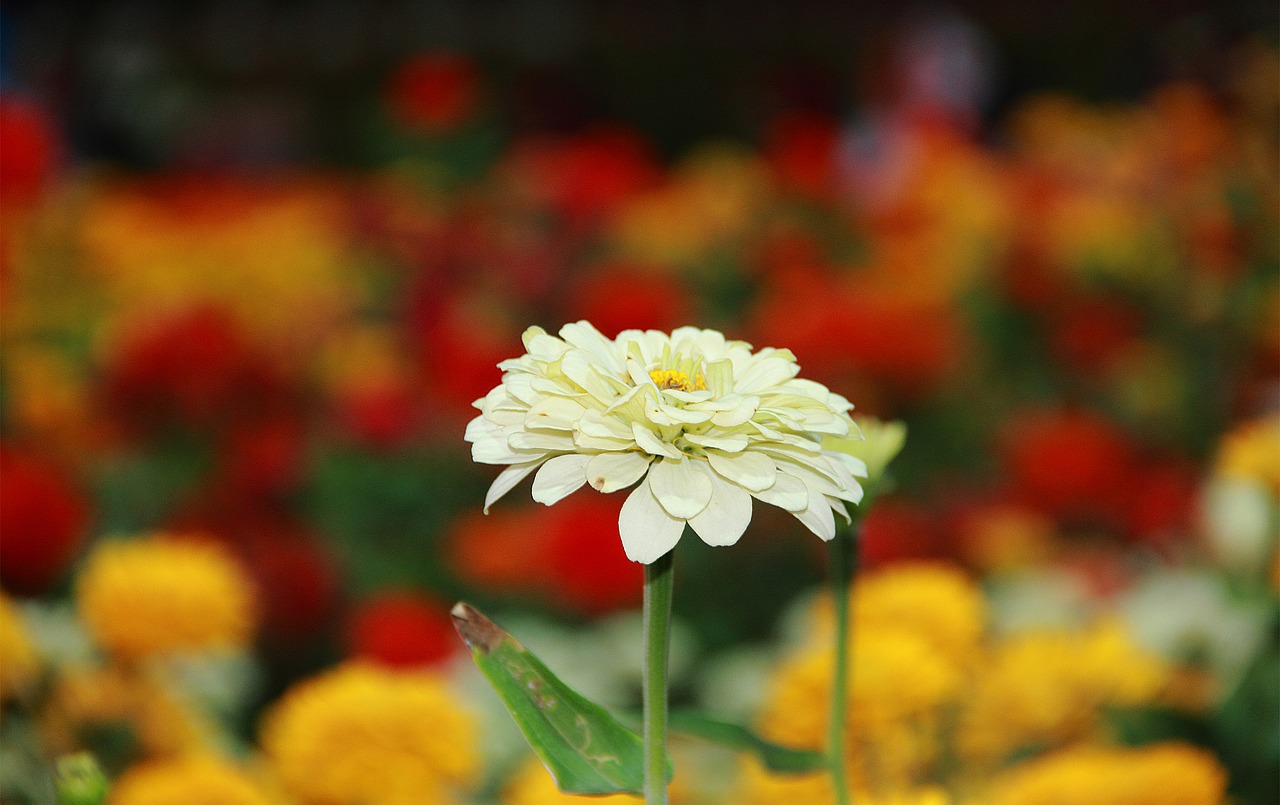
[793,487,837,541]
[631,423,682,458]
[509,430,576,452]
[619,478,686,563]
[707,450,777,492]
[484,460,542,513]
[682,432,750,452]
[734,355,799,393]
[689,471,752,547]
[587,452,652,493]
[649,457,713,519]
[561,350,623,404]
[752,472,809,512]
[524,397,587,431]
[531,454,592,505]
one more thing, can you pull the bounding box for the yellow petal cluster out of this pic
[261,663,479,805]
[501,757,641,805]
[988,742,1227,805]
[76,537,256,659]
[957,619,1168,764]
[111,754,275,805]
[0,594,39,700]
[1214,415,1280,494]
[40,665,208,759]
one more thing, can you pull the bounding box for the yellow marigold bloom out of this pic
[758,628,964,789]
[40,665,208,759]
[261,663,479,805]
[1215,416,1280,494]
[0,595,39,699]
[111,754,275,805]
[76,537,255,659]
[988,743,1227,805]
[957,619,1167,764]
[853,563,985,664]
[732,757,952,805]
[803,563,985,664]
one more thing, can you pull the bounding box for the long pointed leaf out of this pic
[452,602,654,795]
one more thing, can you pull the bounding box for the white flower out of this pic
[465,321,866,563]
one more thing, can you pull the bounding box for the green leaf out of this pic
[646,710,826,774]
[451,602,655,795]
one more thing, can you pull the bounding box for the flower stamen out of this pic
[649,369,706,392]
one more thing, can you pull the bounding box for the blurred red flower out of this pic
[0,446,90,596]
[858,497,947,569]
[1123,459,1200,549]
[240,527,342,644]
[386,52,481,134]
[764,112,840,198]
[542,494,641,615]
[0,93,58,209]
[218,414,308,497]
[564,264,695,338]
[346,590,457,668]
[553,127,661,222]
[448,493,640,617]
[101,305,287,436]
[1049,295,1142,374]
[999,408,1135,525]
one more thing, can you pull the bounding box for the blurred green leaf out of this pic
[666,710,826,774]
[54,754,108,805]
[452,602,656,795]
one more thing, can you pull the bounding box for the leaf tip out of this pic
[451,601,504,653]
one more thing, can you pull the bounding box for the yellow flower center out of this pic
[649,369,706,392]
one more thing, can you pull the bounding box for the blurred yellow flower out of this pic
[0,594,39,700]
[852,563,984,664]
[1215,416,1280,494]
[803,563,985,664]
[41,665,209,759]
[731,756,952,805]
[261,663,478,805]
[111,754,275,805]
[988,742,1227,805]
[76,537,256,660]
[759,627,964,790]
[957,619,1167,764]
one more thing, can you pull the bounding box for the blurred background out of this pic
[0,1,1277,804]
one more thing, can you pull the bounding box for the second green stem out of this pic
[828,525,859,805]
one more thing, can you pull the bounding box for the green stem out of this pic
[642,549,675,805]
[828,525,859,805]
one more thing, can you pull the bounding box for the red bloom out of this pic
[0,446,90,596]
[346,590,458,668]
[542,494,641,615]
[240,528,341,644]
[999,408,1135,524]
[764,112,840,198]
[100,305,286,435]
[0,94,58,209]
[552,127,660,221]
[332,379,422,451]
[448,494,641,617]
[564,265,695,338]
[1049,295,1142,374]
[1123,460,1199,549]
[386,52,480,133]
[857,497,946,570]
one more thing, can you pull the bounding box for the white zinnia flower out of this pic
[465,321,866,563]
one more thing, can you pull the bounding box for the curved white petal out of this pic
[752,472,809,512]
[587,451,652,493]
[707,450,777,492]
[631,423,682,459]
[793,487,837,541]
[531,454,592,505]
[689,470,752,547]
[649,457,713,519]
[484,460,543,513]
[619,478,686,563]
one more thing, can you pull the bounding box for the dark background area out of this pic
[3,0,1276,167]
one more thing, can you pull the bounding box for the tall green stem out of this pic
[828,525,859,805]
[643,549,675,805]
